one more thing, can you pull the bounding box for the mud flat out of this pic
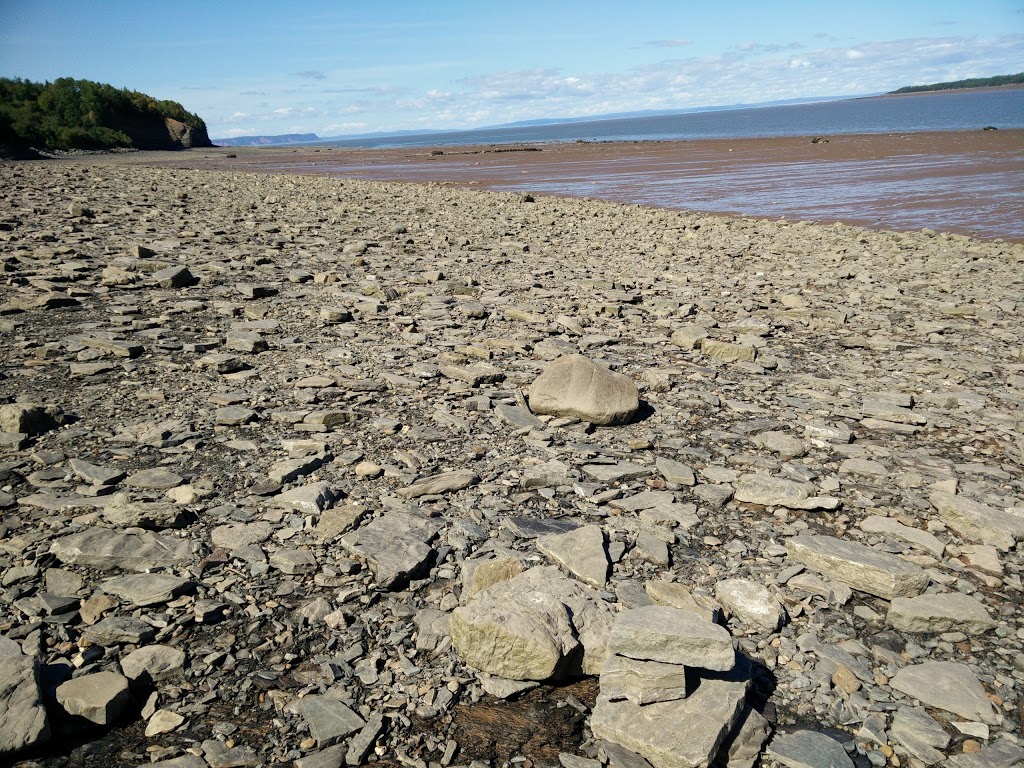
[135,128,1024,244]
[1,157,1023,768]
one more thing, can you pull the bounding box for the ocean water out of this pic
[326,88,1024,148]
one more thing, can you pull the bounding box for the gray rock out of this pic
[785,534,929,599]
[50,527,194,571]
[295,695,365,747]
[600,654,690,705]
[345,711,385,766]
[271,482,339,514]
[396,469,478,499]
[591,666,749,768]
[733,474,837,510]
[521,459,572,489]
[537,524,609,588]
[68,458,126,486]
[101,494,186,529]
[608,606,734,671]
[339,511,441,588]
[887,592,995,635]
[145,756,207,768]
[100,573,193,606]
[714,578,784,632]
[858,516,945,558]
[0,403,62,435]
[719,706,771,768]
[765,731,853,768]
[0,653,50,754]
[120,645,186,683]
[528,354,640,425]
[929,491,1024,552]
[655,457,695,486]
[295,744,347,768]
[889,706,950,766]
[123,468,185,490]
[946,738,1024,768]
[55,671,131,725]
[81,616,156,645]
[890,661,1000,724]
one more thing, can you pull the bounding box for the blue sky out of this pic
[1,1,1022,138]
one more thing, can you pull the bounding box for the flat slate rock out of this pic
[504,516,582,539]
[295,695,365,747]
[49,527,194,571]
[600,654,691,705]
[0,653,50,754]
[55,671,131,725]
[766,731,854,768]
[887,592,995,635]
[339,511,442,588]
[100,573,194,607]
[608,605,734,671]
[890,661,1000,724]
[396,470,478,499]
[591,666,749,768]
[929,491,1024,552]
[785,534,929,600]
[537,524,609,588]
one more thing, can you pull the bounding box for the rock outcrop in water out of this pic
[0,156,1022,768]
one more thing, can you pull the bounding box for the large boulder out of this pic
[450,566,614,680]
[528,354,639,425]
[0,652,50,755]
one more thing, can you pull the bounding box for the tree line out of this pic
[890,72,1024,94]
[0,76,209,150]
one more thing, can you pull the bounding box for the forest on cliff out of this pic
[0,77,210,151]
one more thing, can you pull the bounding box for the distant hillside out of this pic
[889,72,1024,94]
[0,77,211,152]
[214,133,320,146]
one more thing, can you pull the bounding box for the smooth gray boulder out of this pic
[766,731,853,768]
[55,671,131,725]
[100,573,193,607]
[890,661,1000,724]
[120,645,186,683]
[785,534,928,600]
[537,524,609,588]
[49,527,194,571]
[528,354,639,425]
[608,606,734,671]
[0,652,50,754]
[887,592,995,635]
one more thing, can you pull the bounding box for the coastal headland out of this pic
[1,154,1023,767]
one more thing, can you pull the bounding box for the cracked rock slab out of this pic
[785,534,929,600]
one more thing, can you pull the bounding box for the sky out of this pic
[1,1,1022,139]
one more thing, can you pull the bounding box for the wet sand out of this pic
[137,129,1024,242]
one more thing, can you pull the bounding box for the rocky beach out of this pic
[1,154,1023,768]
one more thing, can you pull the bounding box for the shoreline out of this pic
[109,128,1024,244]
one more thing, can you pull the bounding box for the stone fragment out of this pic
[890,706,950,766]
[733,474,836,510]
[55,671,131,725]
[654,457,695,486]
[765,731,853,768]
[50,527,194,571]
[339,511,441,588]
[296,695,365,747]
[887,593,995,635]
[82,615,156,645]
[68,458,126,486]
[715,578,784,632]
[272,482,339,514]
[120,645,186,683]
[100,573,193,606]
[396,469,478,499]
[528,354,640,425]
[643,581,719,623]
[700,338,756,363]
[608,606,734,671]
[0,652,50,754]
[859,515,945,558]
[785,534,929,600]
[461,554,524,602]
[145,709,186,736]
[600,654,690,705]
[929,491,1024,552]
[890,661,1000,724]
[537,524,609,588]
[101,493,187,529]
[0,403,62,435]
[124,468,184,490]
[346,712,385,766]
[153,265,194,289]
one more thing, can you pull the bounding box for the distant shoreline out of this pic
[870,82,1024,99]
